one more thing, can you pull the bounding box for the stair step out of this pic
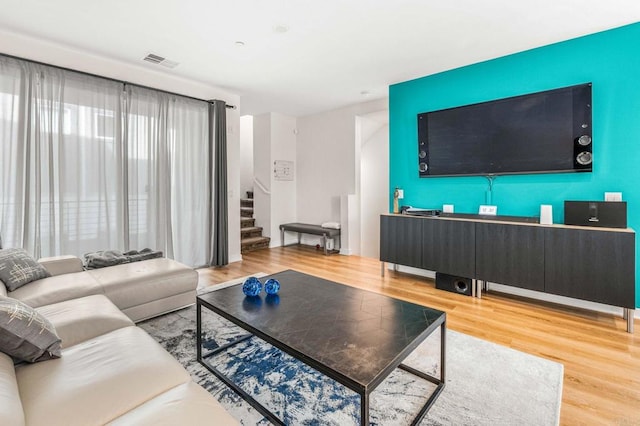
[241,236,270,253]
[241,226,263,239]
[241,218,255,228]
[240,198,254,208]
[240,207,254,218]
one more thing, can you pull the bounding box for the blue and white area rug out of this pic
[140,276,563,425]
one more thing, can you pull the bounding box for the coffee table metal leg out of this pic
[398,321,446,425]
[360,392,370,425]
[200,356,285,426]
[196,300,202,361]
[197,335,285,425]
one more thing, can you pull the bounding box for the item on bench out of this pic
[84,248,163,269]
[321,222,341,229]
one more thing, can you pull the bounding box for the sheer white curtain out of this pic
[0,56,211,266]
[125,86,209,266]
[0,56,124,258]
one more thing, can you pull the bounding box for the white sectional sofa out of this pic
[9,255,198,322]
[0,255,238,425]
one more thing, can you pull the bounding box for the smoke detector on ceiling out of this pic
[142,53,179,69]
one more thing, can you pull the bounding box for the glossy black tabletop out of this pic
[197,270,445,392]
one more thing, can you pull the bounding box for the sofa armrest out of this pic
[38,255,84,276]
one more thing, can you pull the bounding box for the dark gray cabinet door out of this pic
[380,215,423,268]
[423,219,475,277]
[544,228,635,308]
[476,223,544,291]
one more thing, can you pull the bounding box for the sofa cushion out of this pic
[16,326,191,426]
[37,255,84,276]
[0,297,61,363]
[36,295,134,348]
[0,352,25,426]
[107,382,239,425]
[9,271,103,308]
[0,282,6,298]
[88,258,197,310]
[0,248,51,292]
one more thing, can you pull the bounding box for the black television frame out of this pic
[417,83,593,177]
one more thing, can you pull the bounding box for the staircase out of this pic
[240,191,270,253]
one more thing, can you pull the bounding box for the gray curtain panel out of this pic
[208,100,228,267]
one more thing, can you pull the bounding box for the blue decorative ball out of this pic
[264,278,281,295]
[242,277,262,297]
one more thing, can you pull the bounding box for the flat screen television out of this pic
[417,83,592,177]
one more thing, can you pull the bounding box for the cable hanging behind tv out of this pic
[417,83,592,177]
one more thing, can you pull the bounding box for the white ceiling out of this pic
[0,0,639,116]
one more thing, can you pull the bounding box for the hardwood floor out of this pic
[197,245,640,425]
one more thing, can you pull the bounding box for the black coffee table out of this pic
[197,270,446,425]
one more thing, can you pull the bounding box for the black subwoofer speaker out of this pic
[435,272,472,296]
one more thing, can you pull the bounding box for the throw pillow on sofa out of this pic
[0,248,51,291]
[0,297,62,363]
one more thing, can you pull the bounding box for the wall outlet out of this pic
[604,192,622,202]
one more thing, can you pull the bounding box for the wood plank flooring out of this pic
[197,245,640,425]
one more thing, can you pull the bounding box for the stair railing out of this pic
[253,177,271,195]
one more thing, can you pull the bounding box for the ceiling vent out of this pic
[142,53,179,69]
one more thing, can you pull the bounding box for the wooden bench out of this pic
[279,223,341,255]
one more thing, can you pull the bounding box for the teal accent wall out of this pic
[389,23,640,307]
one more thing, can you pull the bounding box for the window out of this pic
[94,110,115,140]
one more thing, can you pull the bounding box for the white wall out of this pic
[360,119,389,259]
[252,114,271,241]
[226,108,242,263]
[268,113,297,246]
[296,98,388,253]
[251,113,297,246]
[0,28,243,264]
[239,115,254,199]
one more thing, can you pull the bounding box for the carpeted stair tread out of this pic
[241,226,263,239]
[241,236,270,253]
[241,218,255,228]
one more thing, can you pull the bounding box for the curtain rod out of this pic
[0,52,236,109]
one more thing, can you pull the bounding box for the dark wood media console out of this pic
[380,213,636,333]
